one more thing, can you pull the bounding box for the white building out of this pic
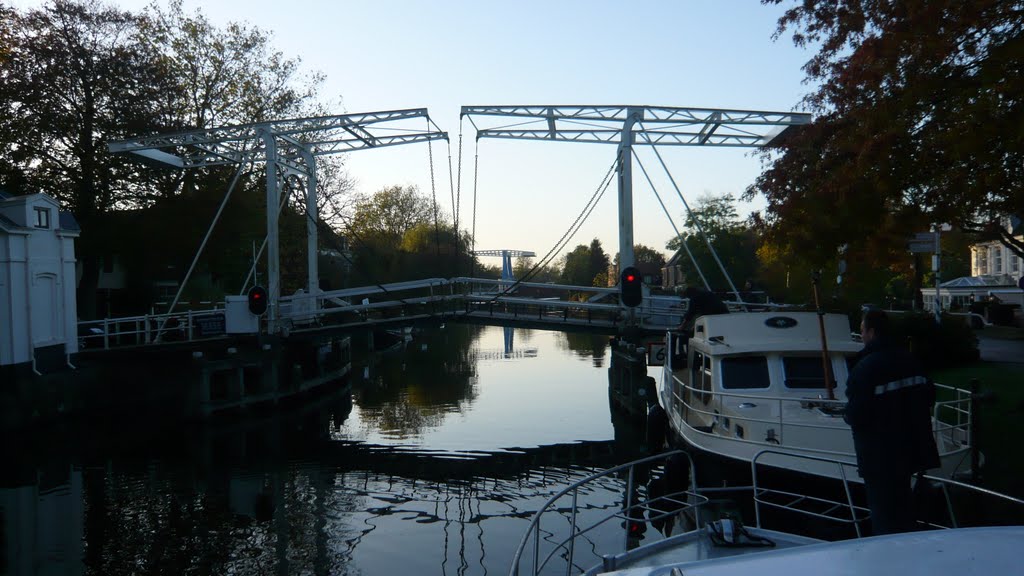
[921,217,1024,318]
[971,216,1024,283]
[0,191,80,371]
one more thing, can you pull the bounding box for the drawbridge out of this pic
[94,104,808,351]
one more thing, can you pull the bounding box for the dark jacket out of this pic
[844,337,941,478]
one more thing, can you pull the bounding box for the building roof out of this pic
[941,275,1019,288]
[59,211,81,231]
[0,211,21,231]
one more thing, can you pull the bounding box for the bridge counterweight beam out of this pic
[617,108,641,270]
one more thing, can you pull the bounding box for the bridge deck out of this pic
[77,277,685,352]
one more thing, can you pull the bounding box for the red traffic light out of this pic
[247,285,268,316]
[620,266,642,307]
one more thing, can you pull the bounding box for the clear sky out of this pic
[12,0,817,263]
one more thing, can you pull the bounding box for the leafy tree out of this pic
[0,0,173,316]
[0,1,336,316]
[561,244,593,287]
[632,244,667,270]
[751,0,1024,266]
[666,194,758,293]
[513,255,560,283]
[588,238,610,285]
[400,222,476,280]
[348,185,436,251]
[343,185,479,284]
[560,238,609,288]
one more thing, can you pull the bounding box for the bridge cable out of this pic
[449,134,459,237]
[156,149,255,341]
[452,154,617,315]
[428,118,442,261]
[470,129,479,278]
[630,148,711,291]
[446,135,460,275]
[641,124,746,306]
[454,133,463,273]
[513,155,615,286]
[240,173,297,295]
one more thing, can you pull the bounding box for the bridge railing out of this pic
[78,278,687,348]
[77,308,227,350]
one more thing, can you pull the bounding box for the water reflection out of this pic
[556,332,610,367]
[2,325,653,575]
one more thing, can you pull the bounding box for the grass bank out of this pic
[933,361,1024,498]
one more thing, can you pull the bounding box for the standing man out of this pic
[845,309,940,535]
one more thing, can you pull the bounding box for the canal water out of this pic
[2,324,661,575]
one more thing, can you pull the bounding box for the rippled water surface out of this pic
[3,325,660,575]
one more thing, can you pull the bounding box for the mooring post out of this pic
[969,378,981,483]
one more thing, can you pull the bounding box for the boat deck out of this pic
[591,526,818,574]
[599,526,1024,575]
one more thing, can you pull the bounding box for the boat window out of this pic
[782,357,836,389]
[721,356,770,389]
[690,351,711,403]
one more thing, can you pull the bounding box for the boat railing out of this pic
[670,376,854,452]
[932,383,973,447]
[671,375,970,458]
[750,449,1024,538]
[750,449,866,537]
[509,450,704,576]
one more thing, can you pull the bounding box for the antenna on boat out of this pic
[811,270,836,400]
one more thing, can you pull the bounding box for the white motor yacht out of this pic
[658,310,973,482]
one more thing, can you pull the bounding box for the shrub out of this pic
[891,312,980,369]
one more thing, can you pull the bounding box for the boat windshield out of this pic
[782,356,837,389]
[721,355,771,389]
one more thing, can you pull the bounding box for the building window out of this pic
[978,249,988,275]
[34,207,50,228]
[994,246,1003,274]
[1012,254,1020,274]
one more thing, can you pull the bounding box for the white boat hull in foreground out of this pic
[593,526,1024,576]
[509,450,1024,576]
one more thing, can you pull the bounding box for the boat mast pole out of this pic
[811,271,836,400]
